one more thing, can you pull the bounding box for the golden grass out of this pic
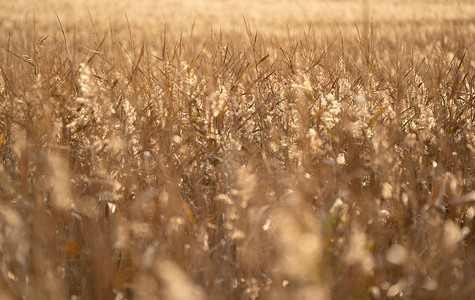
[0,1,474,299]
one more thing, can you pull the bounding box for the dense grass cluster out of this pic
[0,4,474,299]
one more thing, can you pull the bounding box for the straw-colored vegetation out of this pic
[1,0,474,299]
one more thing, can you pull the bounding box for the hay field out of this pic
[1,0,475,299]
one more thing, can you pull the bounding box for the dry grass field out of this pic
[1,0,475,299]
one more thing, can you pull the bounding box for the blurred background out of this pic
[1,0,474,37]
